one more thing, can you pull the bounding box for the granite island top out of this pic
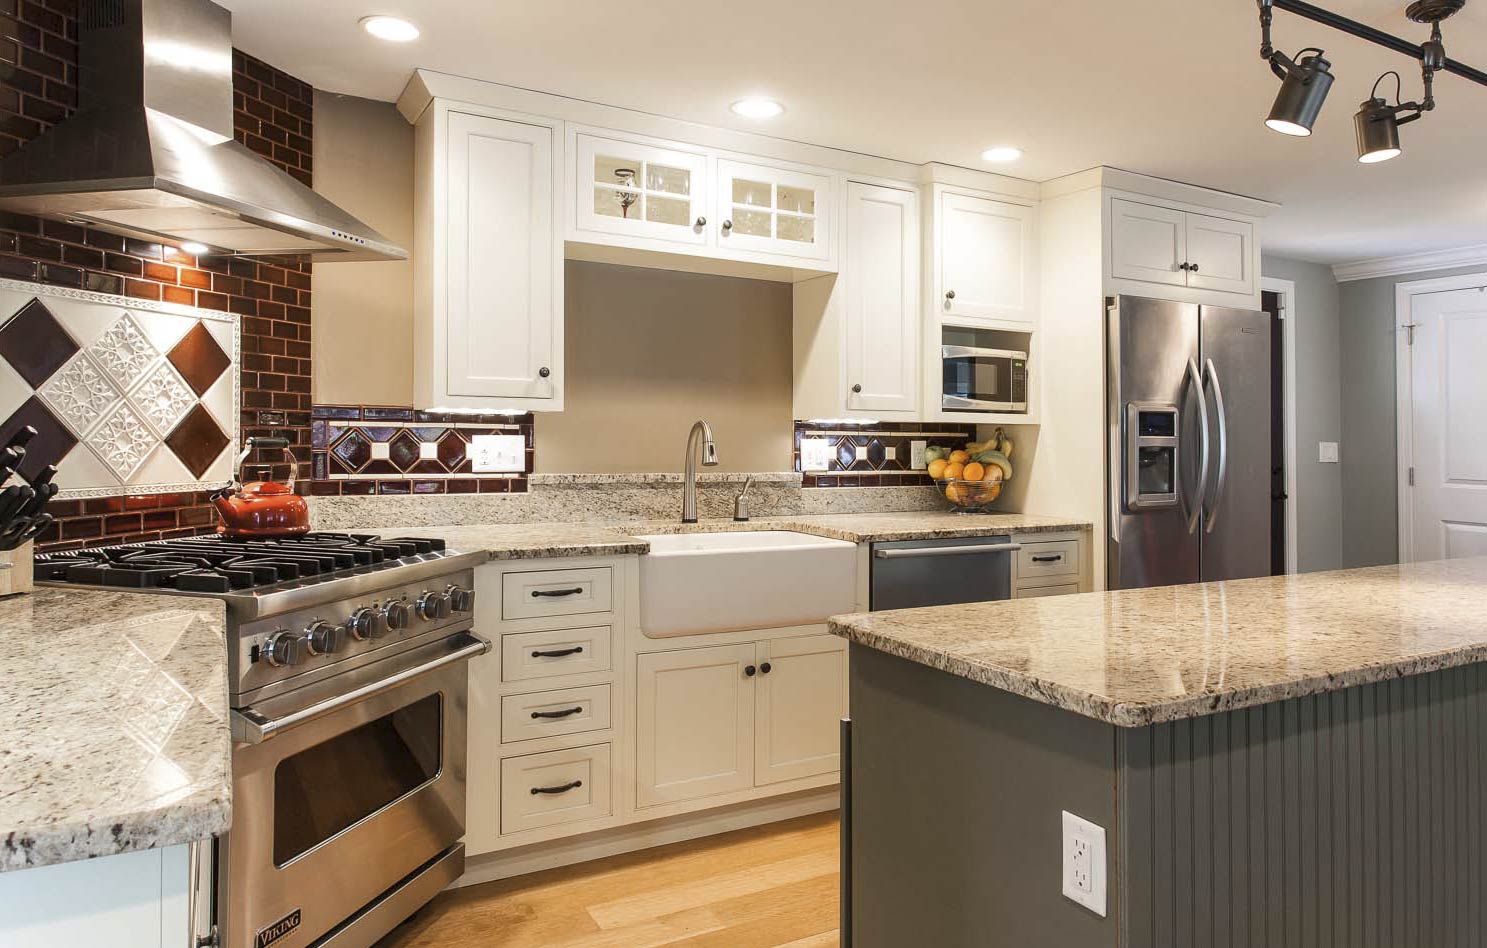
[1,589,230,872]
[829,557,1487,727]
[385,510,1091,559]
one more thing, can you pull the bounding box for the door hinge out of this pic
[1403,323,1419,345]
[1408,466,1415,487]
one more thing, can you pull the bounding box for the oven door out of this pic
[941,345,1028,412]
[222,632,488,948]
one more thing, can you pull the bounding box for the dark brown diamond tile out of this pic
[166,322,231,396]
[0,299,80,388]
[435,431,467,471]
[387,431,421,471]
[164,404,231,479]
[330,429,371,473]
[0,396,78,481]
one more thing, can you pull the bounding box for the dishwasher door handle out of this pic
[873,543,1023,559]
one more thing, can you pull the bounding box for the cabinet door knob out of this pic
[722,219,733,232]
[538,366,551,378]
[1179,262,1191,271]
[945,289,956,300]
[695,216,707,227]
[744,664,757,677]
[851,383,862,394]
[760,662,772,674]
[1189,262,1200,273]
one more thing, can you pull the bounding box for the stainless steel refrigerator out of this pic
[1106,295,1272,589]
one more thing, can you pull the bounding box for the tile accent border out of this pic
[793,421,972,487]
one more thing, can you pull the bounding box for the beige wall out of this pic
[311,91,415,406]
[536,262,794,473]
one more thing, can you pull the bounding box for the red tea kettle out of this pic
[210,436,311,538]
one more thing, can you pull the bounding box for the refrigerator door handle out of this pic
[1202,357,1230,535]
[1184,357,1210,535]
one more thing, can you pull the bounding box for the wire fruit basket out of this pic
[935,478,1003,514]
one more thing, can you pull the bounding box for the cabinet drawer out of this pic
[1016,541,1079,580]
[501,684,612,743]
[500,744,612,835]
[502,567,613,620]
[1017,582,1080,599]
[501,626,612,682]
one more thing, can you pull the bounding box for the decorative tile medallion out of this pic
[87,313,160,392]
[39,354,123,437]
[89,403,160,482]
[130,362,197,438]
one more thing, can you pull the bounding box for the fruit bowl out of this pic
[935,478,1003,514]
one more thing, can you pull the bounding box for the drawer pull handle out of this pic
[531,780,583,796]
[531,706,585,720]
[531,646,584,658]
[532,587,585,598]
[1031,554,1064,563]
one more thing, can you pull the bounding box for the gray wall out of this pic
[1337,265,1487,568]
[1262,255,1343,572]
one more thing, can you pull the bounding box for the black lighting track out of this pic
[1273,0,1487,88]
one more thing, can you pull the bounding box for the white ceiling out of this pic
[220,0,1487,265]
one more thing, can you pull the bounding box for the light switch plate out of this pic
[801,437,833,472]
[910,440,928,470]
[1061,810,1107,917]
[1319,441,1340,463]
[470,434,525,473]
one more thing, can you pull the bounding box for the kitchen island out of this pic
[829,557,1487,948]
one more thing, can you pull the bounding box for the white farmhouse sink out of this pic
[636,531,858,638]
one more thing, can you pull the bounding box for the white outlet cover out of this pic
[800,437,833,472]
[470,434,525,473]
[1061,810,1107,917]
[910,440,928,470]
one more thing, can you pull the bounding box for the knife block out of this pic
[0,542,35,596]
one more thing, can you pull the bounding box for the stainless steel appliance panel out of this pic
[1199,304,1273,582]
[1107,297,1203,590]
[869,536,1017,610]
[940,346,1029,413]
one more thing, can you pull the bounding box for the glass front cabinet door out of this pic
[575,133,709,245]
[714,159,833,262]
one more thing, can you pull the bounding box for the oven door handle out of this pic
[232,634,491,744]
[874,543,1022,559]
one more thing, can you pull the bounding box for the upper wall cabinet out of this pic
[575,133,709,245]
[412,101,564,411]
[931,186,1038,328]
[1108,197,1255,302]
[715,159,833,263]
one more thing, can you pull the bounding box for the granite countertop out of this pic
[1,589,230,872]
[388,511,1090,560]
[829,557,1487,728]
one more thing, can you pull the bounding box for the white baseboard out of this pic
[453,787,840,888]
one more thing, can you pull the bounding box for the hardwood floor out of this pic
[376,814,841,948]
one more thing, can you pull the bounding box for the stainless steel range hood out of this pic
[0,0,406,260]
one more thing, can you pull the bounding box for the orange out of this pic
[948,449,970,464]
[963,462,986,482]
[944,461,965,480]
[944,482,967,504]
[927,458,949,480]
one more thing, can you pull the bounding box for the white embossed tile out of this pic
[39,353,123,437]
[87,313,161,392]
[131,310,195,356]
[88,403,161,482]
[129,362,195,437]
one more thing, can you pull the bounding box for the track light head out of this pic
[1266,50,1335,136]
[1354,97,1403,162]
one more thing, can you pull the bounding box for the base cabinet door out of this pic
[755,634,847,785]
[636,643,757,807]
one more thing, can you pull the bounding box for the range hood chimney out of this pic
[0,0,406,260]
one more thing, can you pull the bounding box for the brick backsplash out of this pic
[0,4,316,551]
[311,406,534,496]
[793,420,972,488]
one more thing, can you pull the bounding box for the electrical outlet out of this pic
[800,438,833,472]
[469,434,525,473]
[1062,811,1107,917]
[1318,441,1340,463]
[910,440,928,470]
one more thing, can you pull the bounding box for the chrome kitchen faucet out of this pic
[682,420,719,523]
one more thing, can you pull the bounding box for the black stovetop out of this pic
[35,533,448,593]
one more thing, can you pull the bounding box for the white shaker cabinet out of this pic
[1184,211,1255,296]
[933,187,1038,327]
[715,159,834,263]
[1108,198,1255,300]
[636,643,758,808]
[754,634,847,786]
[412,101,564,411]
[572,132,709,246]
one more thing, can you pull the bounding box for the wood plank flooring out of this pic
[376,813,841,948]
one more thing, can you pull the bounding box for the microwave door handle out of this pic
[1202,358,1229,535]
[1184,357,1210,535]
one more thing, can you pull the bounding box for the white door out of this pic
[445,111,558,401]
[1109,198,1187,288]
[1407,284,1487,561]
[1185,212,1254,296]
[636,644,756,807]
[574,133,708,245]
[845,182,919,414]
[715,159,832,261]
[938,191,1035,325]
[755,635,847,786]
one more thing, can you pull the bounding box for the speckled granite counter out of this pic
[1,589,230,872]
[383,522,651,560]
[830,557,1487,727]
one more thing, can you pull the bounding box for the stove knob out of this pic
[262,630,304,668]
[347,606,389,641]
[383,599,412,631]
[304,619,345,656]
[446,584,474,613]
[417,590,453,621]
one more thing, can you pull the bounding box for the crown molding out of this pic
[1332,244,1487,282]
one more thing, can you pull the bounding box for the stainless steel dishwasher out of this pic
[868,535,1021,610]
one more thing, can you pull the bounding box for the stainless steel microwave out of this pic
[941,346,1029,412]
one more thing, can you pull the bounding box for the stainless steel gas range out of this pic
[37,533,490,948]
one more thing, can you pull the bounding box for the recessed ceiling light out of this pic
[730,98,785,119]
[981,146,1023,163]
[360,15,420,42]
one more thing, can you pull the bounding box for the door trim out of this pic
[1393,270,1487,563]
[1260,276,1299,575]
